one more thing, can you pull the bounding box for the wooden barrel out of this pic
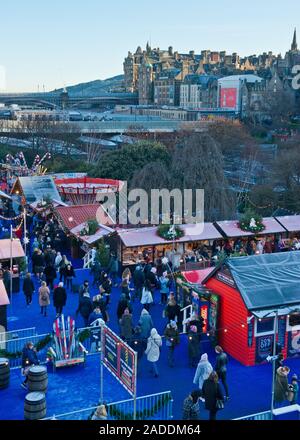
[24,392,46,420]
[0,358,10,389]
[28,366,48,393]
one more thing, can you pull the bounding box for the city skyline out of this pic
[0,0,299,92]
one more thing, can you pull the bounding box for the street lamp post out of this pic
[270,309,279,419]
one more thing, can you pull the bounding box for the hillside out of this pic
[53,75,125,97]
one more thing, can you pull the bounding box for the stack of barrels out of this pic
[0,358,10,389]
[24,366,48,420]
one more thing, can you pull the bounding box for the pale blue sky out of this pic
[0,0,299,92]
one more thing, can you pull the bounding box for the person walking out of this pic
[274,366,290,407]
[109,253,119,287]
[59,255,69,282]
[182,390,201,420]
[64,264,76,291]
[79,280,90,298]
[159,271,170,305]
[53,282,67,317]
[164,320,180,367]
[138,308,153,349]
[23,272,35,306]
[76,292,93,327]
[101,273,112,306]
[141,280,153,312]
[133,265,145,301]
[145,328,162,378]
[38,281,50,317]
[120,308,134,343]
[188,326,200,368]
[44,264,57,291]
[164,297,181,323]
[202,371,224,421]
[55,251,62,269]
[215,345,229,400]
[32,249,45,281]
[117,294,132,322]
[193,353,213,392]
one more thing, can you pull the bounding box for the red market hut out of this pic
[202,252,300,366]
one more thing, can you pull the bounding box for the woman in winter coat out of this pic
[23,272,35,306]
[122,267,132,284]
[117,294,132,321]
[55,252,62,269]
[38,281,50,317]
[120,308,133,342]
[59,255,69,282]
[138,308,153,344]
[202,371,224,420]
[140,280,153,312]
[145,328,162,378]
[193,353,213,391]
[274,366,290,405]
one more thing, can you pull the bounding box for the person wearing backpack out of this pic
[145,328,162,378]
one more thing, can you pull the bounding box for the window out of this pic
[255,317,275,336]
[287,313,300,332]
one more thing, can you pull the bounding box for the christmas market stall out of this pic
[201,252,300,366]
[11,175,62,205]
[275,215,300,249]
[116,223,223,269]
[176,269,220,344]
[0,280,10,331]
[53,204,115,259]
[0,238,25,294]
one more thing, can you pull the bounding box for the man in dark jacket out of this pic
[215,345,229,400]
[53,282,67,317]
[117,294,132,321]
[76,293,93,327]
[133,265,145,300]
[44,264,57,290]
[23,273,35,306]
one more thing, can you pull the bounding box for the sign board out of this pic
[288,330,300,358]
[278,316,286,349]
[255,334,274,364]
[102,326,137,396]
[216,271,235,288]
[248,318,254,348]
[220,87,238,109]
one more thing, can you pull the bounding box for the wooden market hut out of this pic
[202,252,300,366]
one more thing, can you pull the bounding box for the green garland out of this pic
[238,209,265,233]
[0,334,52,359]
[157,224,184,241]
[89,394,171,420]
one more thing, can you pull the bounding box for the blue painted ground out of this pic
[2,268,300,420]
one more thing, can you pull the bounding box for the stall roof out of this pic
[208,252,300,312]
[275,215,300,233]
[215,217,286,238]
[12,176,62,204]
[70,222,114,245]
[118,223,222,248]
[0,239,25,260]
[182,268,215,285]
[30,199,69,211]
[54,204,114,231]
[0,280,10,306]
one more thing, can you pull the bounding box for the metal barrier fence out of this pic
[42,391,173,420]
[234,411,272,420]
[0,327,36,351]
[234,405,300,421]
[4,326,100,369]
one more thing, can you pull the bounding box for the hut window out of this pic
[287,313,300,332]
[255,317,275,336]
